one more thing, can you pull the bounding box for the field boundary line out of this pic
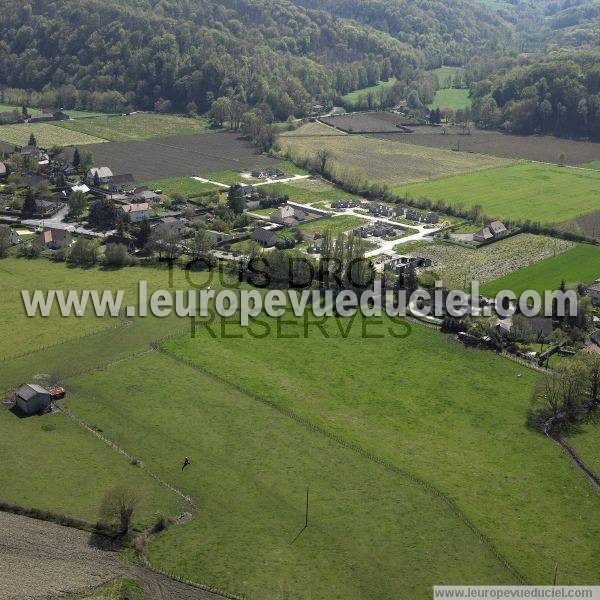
[156,344,528,585]
[58,403,197,511]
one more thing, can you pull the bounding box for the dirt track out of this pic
[0,511,224,600]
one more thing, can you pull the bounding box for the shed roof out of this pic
[17,383,50,401]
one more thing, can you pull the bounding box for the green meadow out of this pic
[395,162,600,225]
[480,244,600,296]
[428,88,471,110]
[340,78,397,106]
[162,317,600,586]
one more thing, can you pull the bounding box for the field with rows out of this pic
[55,113,213,142]
[0,122,107,146]
[405,234,575,290]
[281,122,512,186]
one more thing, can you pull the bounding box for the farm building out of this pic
[109,173,136,193]
[15,384,53,415]
[253,226,280,247]
[28,109,69,123]
[133,189,160,204]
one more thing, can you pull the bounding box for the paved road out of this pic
[0,511,224,600]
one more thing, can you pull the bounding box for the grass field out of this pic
[260,178,358,207]
[63,350,515,599]
[340,78,397,106]
[580,161,600,170]
[143,177,220,197]
[295,215,368,236]
[0,408,183,529]
[396,162,600,225]
[281,122,512,186]
[566,423,600,476]
[402,235,575,290]
[161,317,600,587]
[55,114,213,142]
[480,244,600,296]
[0,123,107,147]
[0,105,107,119]
[431,67,464,86]
[0,258,206,361]
[2,258,599,596]
[428,88,471,110]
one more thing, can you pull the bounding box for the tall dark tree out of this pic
[21,188,37,218]
[72,147,81,170]
[227,185,246,215]
[28,133,37,147]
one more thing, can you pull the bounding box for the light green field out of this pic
[0,259,204,360]
[295,215,368,236]
[0,408,183,530]
[143,177,220,197]
[260,178,358,206]
[0,105,108,118]
[428,88,471,110]
[431,67,464,86]
[64,350,515,599]
[480,244,600,296]
[55,114,213,142]
[340,78,397,106]
[396,162,600,225]
[162,317,600,586]
[579,161,600,170]
[0,122,107,146]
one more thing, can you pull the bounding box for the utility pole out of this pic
[305,486,309,529]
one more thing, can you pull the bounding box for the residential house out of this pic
[206,230,234,244]
[0,161,6,178]
[253,226,280,247]
[121,202,149,222]
[133,189,160,204]
[406,208,421,222]
[156,216,187,237]
[15,384,53,415]
[87,167,114,185]
[474,220,507,243]
[270,204,307,226]
[331,199,361,209]
[36,227,73,249]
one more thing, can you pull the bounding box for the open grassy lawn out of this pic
[296,215,368,236]
[143,177,220,197]
[395,162,600,225]
[0,123,107,146]
[431,67,464,86]
[0,408,182,530]
[281,122,513,186]
[0,258,207,361]
[64,351,515,599]
[480,244,600,297]
[403,234,575,290]
[55,114,213,142]
[162,317,600,587]
[340,78,397,106]
[579,160,600,170]
[428,88,471,110]
[260,178,358,206]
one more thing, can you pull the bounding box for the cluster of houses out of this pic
[331,199,361,209]
[354,221,403,239]
[384,255,432,275]
[405,208,439,224]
